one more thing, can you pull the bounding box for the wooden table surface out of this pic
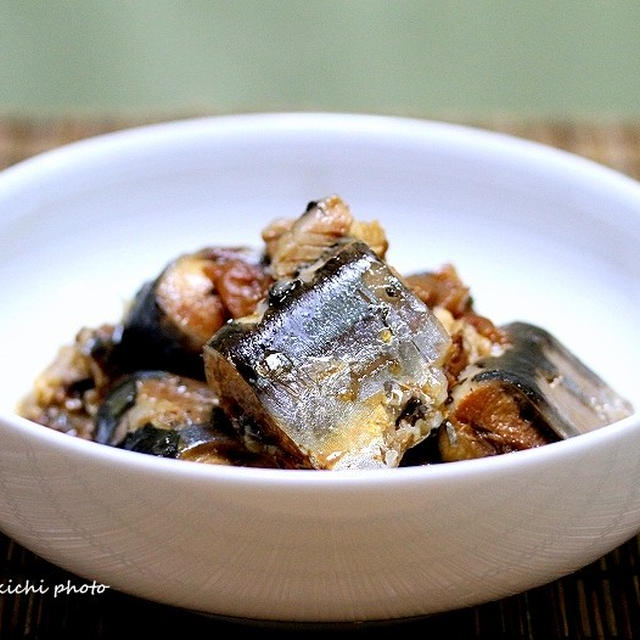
[0,115,639,639]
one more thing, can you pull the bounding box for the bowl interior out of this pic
[0,113,638,422]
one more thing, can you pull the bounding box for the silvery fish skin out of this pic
[204,241,451,470]
[440,321,634,461]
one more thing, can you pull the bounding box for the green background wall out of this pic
[2,0,639,117]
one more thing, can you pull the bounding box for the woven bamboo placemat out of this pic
[0,115,638,639]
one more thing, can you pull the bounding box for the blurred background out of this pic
[2,0,640,119]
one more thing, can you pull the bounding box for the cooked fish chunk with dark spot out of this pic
[96,370,293,467]
[118,422,288,467]
[439,321,634,462]
[94,370,219,446]
[204,241,451,470]
[17,324,121,439]
[115,248,270,379]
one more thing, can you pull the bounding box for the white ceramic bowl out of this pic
[0,113,638,623]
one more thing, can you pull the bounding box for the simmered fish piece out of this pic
[204,241,451,470]
[17,324,121,439]
[116,248,270,380]
[118,422,287,467]
[94,370,219,446]
[439,321,634,461]
[95,370,292,467]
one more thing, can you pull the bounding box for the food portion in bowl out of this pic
[18,195,633,470]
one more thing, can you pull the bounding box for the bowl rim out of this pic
[0,110,638,489]
[3,111,640,199]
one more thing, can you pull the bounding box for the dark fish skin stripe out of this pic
[461,322,632,440]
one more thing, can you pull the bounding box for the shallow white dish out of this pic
[0,113,638,623]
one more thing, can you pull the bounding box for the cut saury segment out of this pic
[204,241,451,470]
[439,321,634,461]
